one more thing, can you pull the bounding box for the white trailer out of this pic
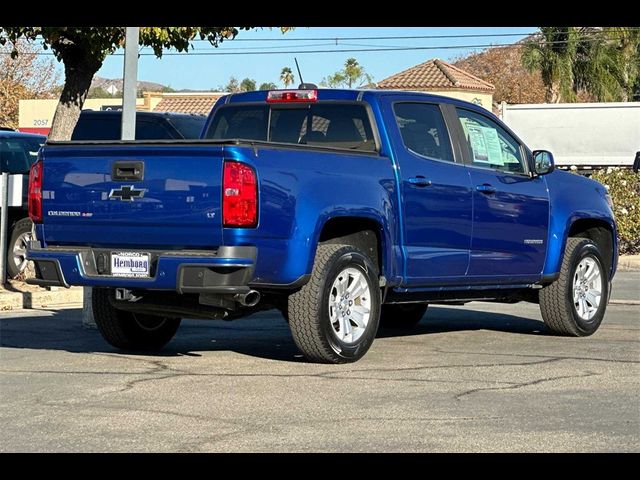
[500,102,640,169]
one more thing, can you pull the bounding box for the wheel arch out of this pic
[567,218,616,278]
[314,215,394,283]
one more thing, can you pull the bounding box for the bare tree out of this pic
[0,40,59,129]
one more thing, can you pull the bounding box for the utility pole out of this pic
[0,172,9,287]
[83,26,140,328]
[121,27,140,141]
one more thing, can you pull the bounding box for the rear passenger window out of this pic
[456,108,526,174]
[394,103,454,162]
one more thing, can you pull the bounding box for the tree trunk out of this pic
[546,81,561,103]
[48,59,101,141]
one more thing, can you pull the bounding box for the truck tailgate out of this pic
[40,143,224,249]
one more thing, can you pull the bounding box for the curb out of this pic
[618,255,640,272]
[0,286,83,310]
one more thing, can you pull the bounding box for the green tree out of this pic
[224,76,241,93]
[259,82,278,90]
[240,77,257,92]
[161,85,176,93]
[320,72,346,88]
[280,67,294,88]
[320,58,372,89]
[522,27,579,103]
[0,27,291,140]
[605,27,640,101]
[573,30,623,102]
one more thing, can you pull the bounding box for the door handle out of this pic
[408,176,432,187]
[476,184,496,194]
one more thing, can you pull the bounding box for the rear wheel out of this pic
[287,244,381,363]
[380,304,428,329]
[7,218,35,280]
[92,288,181,351]
[539,237,609,336]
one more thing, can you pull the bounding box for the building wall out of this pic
[19,97,147,135]
[424,90,493,110]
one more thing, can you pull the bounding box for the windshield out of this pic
[0,137,45,174]
[205,103,377,152]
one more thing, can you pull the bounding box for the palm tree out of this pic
[522,27,579,103]
[573,29,623,102]
[280,67,294,88]
[606,27,640,101]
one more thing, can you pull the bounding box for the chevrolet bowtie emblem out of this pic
[108,185,147,202]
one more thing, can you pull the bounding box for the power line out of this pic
[1,32,636,57]
[191,31,543,42]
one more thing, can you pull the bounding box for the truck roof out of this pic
[223,88,477,107]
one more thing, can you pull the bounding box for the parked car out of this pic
[27,88,618,363]
[71,110,207,140]
[1,130,46,279]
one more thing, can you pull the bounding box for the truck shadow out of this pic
[0,305,550,362]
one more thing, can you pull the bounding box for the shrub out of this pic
[590,168,640,255]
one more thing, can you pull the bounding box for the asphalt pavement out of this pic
[0,272,638,452]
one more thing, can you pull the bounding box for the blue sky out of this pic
[93,27,536,90]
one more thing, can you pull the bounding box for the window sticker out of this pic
[465,121,489,163]
[479,126,504,166]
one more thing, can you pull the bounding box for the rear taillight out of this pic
[222,161,257,227]
[28,160,43,222]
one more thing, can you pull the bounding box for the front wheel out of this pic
[539,237,609,336]
[287,244,381,363]
[92,288,181,351]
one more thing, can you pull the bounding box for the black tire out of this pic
[287,244,381,364]
[6,218,34,279]
[380,304,428,329]
[92,288,181,351]
[539,237,609,337]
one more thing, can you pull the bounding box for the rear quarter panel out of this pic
[223,145,400,285]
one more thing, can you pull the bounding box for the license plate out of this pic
[111,252,150,278]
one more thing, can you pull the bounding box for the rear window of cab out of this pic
[205,103,377,152]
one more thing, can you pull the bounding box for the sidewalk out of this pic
[0,280,83,310]
[618,254,640,272]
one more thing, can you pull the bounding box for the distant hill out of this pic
[90,76,167,94]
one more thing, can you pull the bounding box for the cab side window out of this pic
[394,103,454,163]
[456,108,526,174]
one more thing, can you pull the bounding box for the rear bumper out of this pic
[26,242,256,294]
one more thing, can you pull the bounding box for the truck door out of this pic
[383,99,473,285]
[450,106,550,279]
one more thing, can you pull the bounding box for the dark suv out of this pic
[71,111,207,140]
[1,130,47,279]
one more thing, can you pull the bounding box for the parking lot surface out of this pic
[1,273,638,452]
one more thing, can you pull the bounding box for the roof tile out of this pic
[153,95,224,115]
[377,59,495,92]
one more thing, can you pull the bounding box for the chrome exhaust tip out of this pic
[234,290,261,307]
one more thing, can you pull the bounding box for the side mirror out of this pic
[532,150,555,176]
[633,151,640,173]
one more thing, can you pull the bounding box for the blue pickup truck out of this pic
[26,88,618,363]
